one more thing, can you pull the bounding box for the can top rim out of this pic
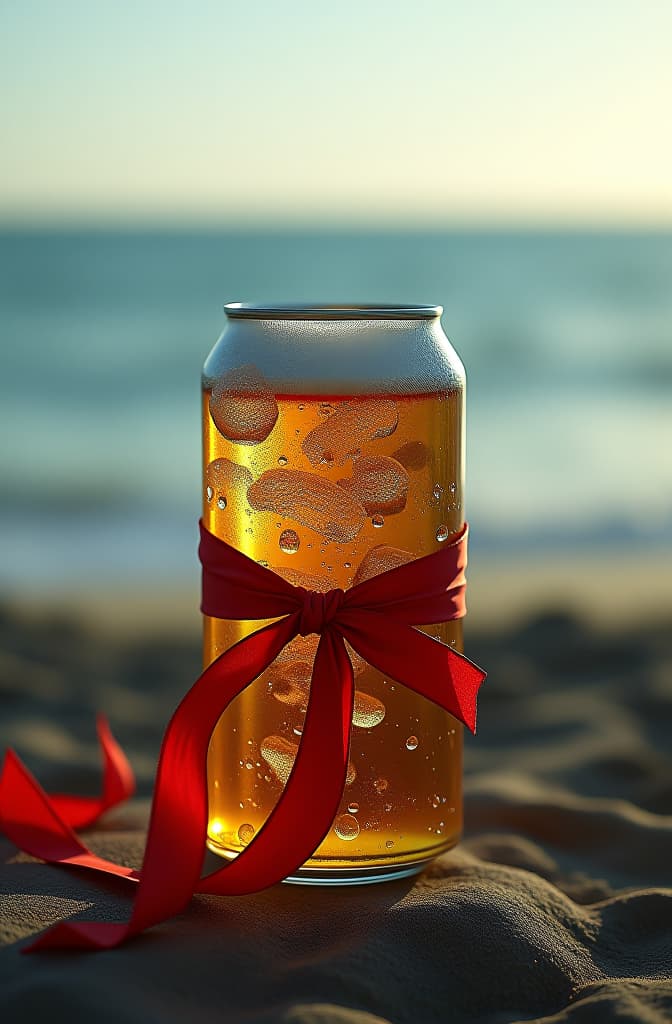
[224,303,443,321]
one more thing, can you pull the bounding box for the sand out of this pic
[1,585,671,1023]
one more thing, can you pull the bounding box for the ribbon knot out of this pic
[297,587,345,636]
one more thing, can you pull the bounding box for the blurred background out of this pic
[1,0,671,630]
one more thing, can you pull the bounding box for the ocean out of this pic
[1,228,671,588]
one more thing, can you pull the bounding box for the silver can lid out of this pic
[224,303,442,321]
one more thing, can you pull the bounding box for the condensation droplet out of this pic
[206,485,214,502]
[372,515,384,528]
[278,455,288,466]
[406,735,419,751]
[347,802,359,814]
[217,496,227,510]
[352,691,386,729]
[260,735,297,784]
[436,524,449,542]
[279,529,300,554]
[238,823,255,845]
[302,399,398,466]
[209,365,279,444]
[374,777,388,794]
[385,840,394,849]
[334,814,360,841]
[248,468,365,543]
[338,455,409,515]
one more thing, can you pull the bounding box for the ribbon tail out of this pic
[0,715,135,858]
[22,615,298,953]
[339,611,486,733]
[198,625,355,894]
[0,748,140,881]
[48,714,136,830]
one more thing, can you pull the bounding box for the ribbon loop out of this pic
[297,587,345,636]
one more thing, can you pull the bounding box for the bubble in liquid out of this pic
[347,802,360,814]
[337,456,409,516]
[352,691,386,729]
[372,515,384,528]
[433,484,443,502]
[353,543,415,586]
[334,814,360,841]
[278,455,288,466]
[238,823,255,845]
[431,794,441,808]
[293,725,303,736]
[346,761,357,786]
[385,840,395,849]
[205,458,253,513]
[279,528,300,554]
[302,399,399,467]
[406,736,419,751]
[248,469,366,543]
[436,525,450,542]
[392,440,430,471]
[209,365,279,444]
[374,777,388,794]
[384,802,392,812]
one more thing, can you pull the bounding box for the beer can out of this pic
[202,303,466,882]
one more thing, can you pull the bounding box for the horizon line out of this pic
[1,215,672,234]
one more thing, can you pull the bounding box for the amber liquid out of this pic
[203,390,464,874]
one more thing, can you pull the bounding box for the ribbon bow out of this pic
[0,521,486,953]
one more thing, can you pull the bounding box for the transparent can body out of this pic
[202,304,466,883]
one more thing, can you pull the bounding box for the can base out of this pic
[282,861,430,886]
[206,835,458,887]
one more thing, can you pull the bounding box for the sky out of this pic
[1,0,671,225]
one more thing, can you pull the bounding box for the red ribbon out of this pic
[0,521,486,953]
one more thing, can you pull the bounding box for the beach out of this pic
[1,556,670,1023]
[1,227,671,1019]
